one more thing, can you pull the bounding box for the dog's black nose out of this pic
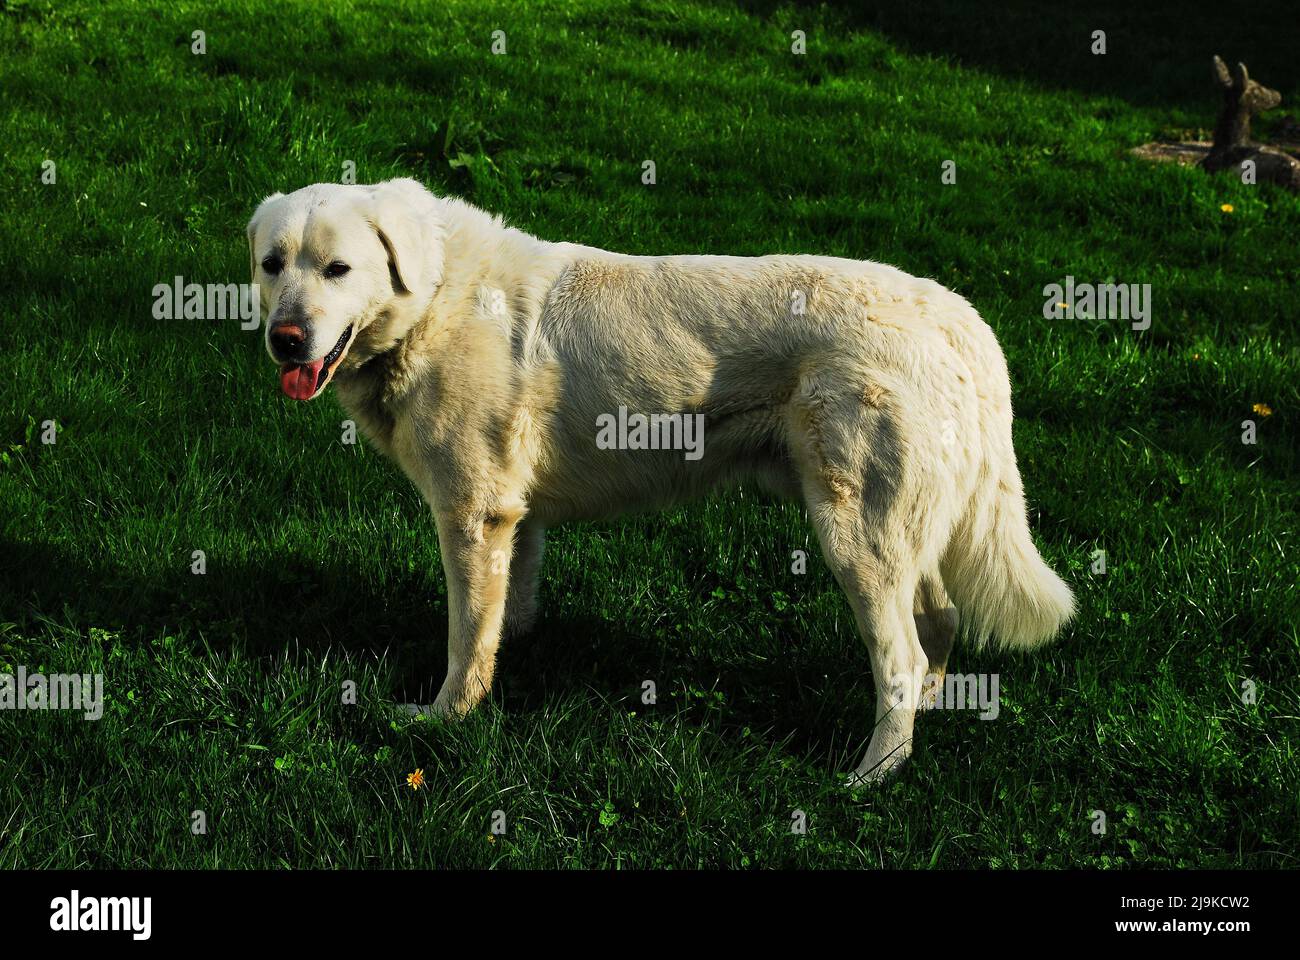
[269,323,307,360]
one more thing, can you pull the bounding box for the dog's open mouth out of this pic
[279,325,354,401]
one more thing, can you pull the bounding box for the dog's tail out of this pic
[939,459,1075,650]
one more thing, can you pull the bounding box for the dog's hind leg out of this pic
[787,393,928,786]
[807,491,925,787]
[504,518,545,638]
[915,572,958,709]
[787,366,965,786]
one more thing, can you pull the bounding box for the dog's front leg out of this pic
[428,509,520,717]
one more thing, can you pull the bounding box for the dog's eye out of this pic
[261,256,283,275]
[324,261,351,279]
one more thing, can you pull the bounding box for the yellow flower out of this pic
[1252,403,1273,417]
[406,768,425,790]
[1191,353,1200,360]
[487,834,496,844]
[1220,203,1234,213]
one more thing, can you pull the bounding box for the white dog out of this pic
[246,178,1075,785]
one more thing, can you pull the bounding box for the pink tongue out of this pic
[280,359,325,400]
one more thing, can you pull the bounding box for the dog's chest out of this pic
[334,356,461,508]
[334,362,402,460]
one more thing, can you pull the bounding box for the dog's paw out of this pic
[845,744,911,790]
[844,762,902,790]
[395,702,444,722]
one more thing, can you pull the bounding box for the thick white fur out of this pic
[247,178,1075,785]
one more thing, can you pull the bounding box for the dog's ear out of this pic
[366,178,442,305]
[245,192,284,282]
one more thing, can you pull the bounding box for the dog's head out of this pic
[246,178,443,400]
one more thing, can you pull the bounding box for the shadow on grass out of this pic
[740,0,1299,110]
[0,537,873,763]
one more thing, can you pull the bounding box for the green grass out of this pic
[1,0,1297,868]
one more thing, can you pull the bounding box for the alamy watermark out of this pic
[1,666,104,720]
[596,405,705,461]
[152,276,260,328]
[893,671,1000,719]
[1042,275,1151,330]
[50,890,150,940]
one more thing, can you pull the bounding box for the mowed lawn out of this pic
[0,0,1296,868]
